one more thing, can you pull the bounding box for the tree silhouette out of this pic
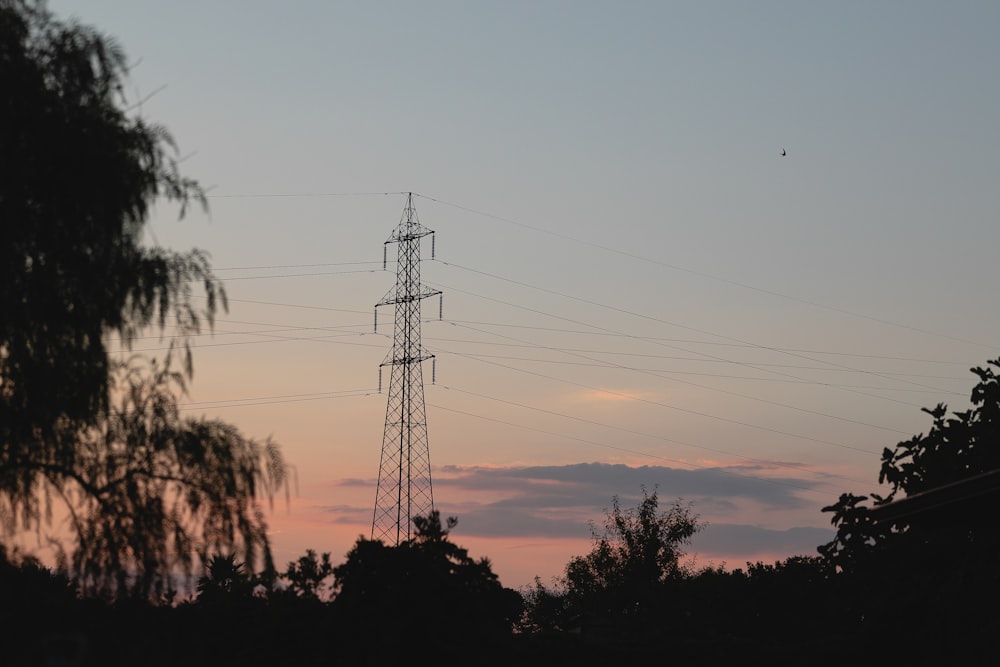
[196,553,254,603]
[281,548,335,602]
[331,511,522,657]
[567,489,698,613]
[819,358,1000,659]
[821,359,1000,569]
[524,488,701,633]
[0,0,288,598]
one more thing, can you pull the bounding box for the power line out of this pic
[437,350,964,396]
[433,345,879,455]
[189,259,980,373]
[212,268,381,281]
[196,186,992,351]
[191,283,977,373]
[195,187,993,350]
[179,388,377,411]
[126,331,386,354]
[191,272,980,370]
[439,319,914,435]
[413,192,994,350]
[184,270,977,396]
[111,321,373,344]
[172,261,964,460]
[214,260,382,271]
[436,319,975,367]
[432,280,943,410]
[163,291,979,384]
[178,270,949,448]
[171,379,858,497]
[436,383,872,486]
[192,294,371,315]
[207,191,410,199]
[432,260,959,397]
[421,334,971,386]
[157,192,991,501]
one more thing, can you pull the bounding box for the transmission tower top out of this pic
[385,192,433,245]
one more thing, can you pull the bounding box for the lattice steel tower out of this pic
[372,193,442,545]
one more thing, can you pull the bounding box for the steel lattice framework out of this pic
[372,193,442,545]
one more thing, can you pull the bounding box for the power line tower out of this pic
[372,192,442,545]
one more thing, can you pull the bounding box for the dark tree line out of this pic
[0,513,526,666]
[4,354,998,664]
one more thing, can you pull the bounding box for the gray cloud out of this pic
[690,524,834,565]
[436,461,818,510]
[331,477,372,488]
[320,462,832,556]
[444,502,592,540]
[321,504,371,525]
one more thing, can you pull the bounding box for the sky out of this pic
[46,0,1000,590]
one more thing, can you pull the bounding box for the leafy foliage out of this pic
[52,358,287,598]
[568,489,697,606]
[818,358,1000,656]
[281,548,335,602]
[524,488,700,630]
[0,0,288,599]
[820,358,1000,572]
[1,0,219,434]
[331,511,523,649]
[196,553,255,604]
[878,360,1000,496]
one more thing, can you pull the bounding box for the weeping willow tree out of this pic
[0,0,289,598]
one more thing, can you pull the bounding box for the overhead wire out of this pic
[190,258,978,370]
[436,319,914,436]
[162,190,990,497]
[166,380,858,498]
[434,383,872,486]
[126,331,387,355]
[168,250,957,461]
[429,343,878,455]
[198,187,993,352]
[432,319,975,367]
[420,333,970,387]
[431,260,960,397]
[201,186,990,352]
[179,388,378,411]
[412,192,995,350]
[430,279,936,411]
[208,191,411,199]
[166,300,930,449]
[211,268,381,281]
[193,282,977,375]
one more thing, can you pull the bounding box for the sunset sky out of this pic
[48,0,1000,590]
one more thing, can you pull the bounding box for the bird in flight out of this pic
[780,148,787,156]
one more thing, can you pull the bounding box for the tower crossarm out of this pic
[375,284,442,308]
